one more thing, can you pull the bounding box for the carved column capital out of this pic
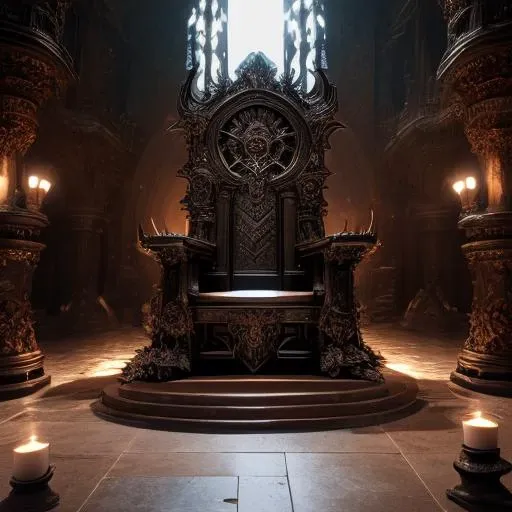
[464,94,512,154]
[0,41,73,156]
[440,44,512,212]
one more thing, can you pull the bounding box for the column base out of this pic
[0,351,51,400]
[451,349,512,397]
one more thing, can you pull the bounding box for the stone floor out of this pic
[0,325,511,512]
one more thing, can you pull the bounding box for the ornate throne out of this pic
[129,53,381,383]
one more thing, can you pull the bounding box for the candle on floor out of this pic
[13,435,50,481]
[462,411,498,450]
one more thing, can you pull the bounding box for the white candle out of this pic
[13,436,50,481]
[462,412,498,450]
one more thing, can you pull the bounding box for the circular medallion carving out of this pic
[219,107,297,181]
[207,90,312,187]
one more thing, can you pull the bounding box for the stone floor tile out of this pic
[385,408,512,455]
[0,325,509,512]
[108,452,287,477]
[80,476,238,512]
[405,451,512,512]
[21,404,105,423]
[386,427,464,456]
[129,428,397,454]
[0,452,117,512]
[0,420,138,456]
[238,477,292,512]
[286,453,442,512]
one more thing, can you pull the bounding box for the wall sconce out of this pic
[452,176,478,216]
[27,175,52,210]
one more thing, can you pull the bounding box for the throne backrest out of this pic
[177,53,342,291]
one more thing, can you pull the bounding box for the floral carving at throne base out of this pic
[319,241,383,382]
[123,274,194,383]
[228,309,282,373]
[319,303,383,383]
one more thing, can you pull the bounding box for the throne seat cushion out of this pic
[198,290,314,304]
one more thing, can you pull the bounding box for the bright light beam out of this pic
[227,0,284,79]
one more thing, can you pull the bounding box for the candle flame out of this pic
[474,411,482,419]
[30,435,37,443]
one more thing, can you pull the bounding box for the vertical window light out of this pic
[186,0,326,92]
[227,0,285,79]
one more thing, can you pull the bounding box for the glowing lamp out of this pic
[28,176,40,189]
[466,176,477,190]
[462,411,498,450]
[13,435,50,481]
[39,179,51,193]
[447,410,511,509]
[452,180,465,195]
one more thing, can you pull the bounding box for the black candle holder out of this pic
[0,465,59,512]
[447,445,512,511]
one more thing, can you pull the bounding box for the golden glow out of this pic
[452,180,465,194]
[28,176,39,189]
[89,358,132,378]
[92,369,122,377]
[0,156,9,204]
[384,362,424,380]
[38,179,51,193]
[465,176,477,190]
[14,436,49,454]
[486,154,504,208]
[464,411,498,428]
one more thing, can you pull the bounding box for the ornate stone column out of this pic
[438,1,512,395]
[0,1,74,398]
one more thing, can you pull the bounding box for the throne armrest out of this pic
[296,232,378,259]
[296,234,377,297]
[139,229,216,298]
[139,228,216,261]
